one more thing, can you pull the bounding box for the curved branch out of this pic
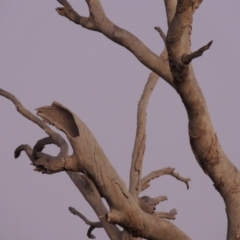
[69,207,102,239]
[141,167,190,191]
[0,89,122,240]
[165,1,240,239]
[56,0,174,87]
[32,101,191,240]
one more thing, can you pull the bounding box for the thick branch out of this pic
[164,0,177,26]
[165,1,240,239]
[0,89,122,240]
[31,101,191,240]
[141,167,190,191]
[129,71,159,201]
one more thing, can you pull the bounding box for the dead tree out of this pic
[1,1,240,240]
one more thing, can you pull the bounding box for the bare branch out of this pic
[182,41,213,65]
[154,209,177,220]
[69,207,102,239]
[56,0,97,30]
[0,89,122,240]
[141,167,190,191]
[32,101,191,240]
[164,0,177,27]
[129,71,159,201]
[154,27,166,44]
[165,1,240,238]
[0,88,55,137]
[138,196,168,214]
[141,196,168,206]
[55,0,174,87]
[14,144,34,161]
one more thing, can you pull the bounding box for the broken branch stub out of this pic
[33,101,191,240]
[181,41,213,65]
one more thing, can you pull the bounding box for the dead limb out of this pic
[129,71,159,201]
[182,41,213,65]
[154,26,166,44]
[165,1,240,239]
[154,209,177,220]
[0,88,122,240]
[141,167,190,192]
[30,101,191,240]
[69,207,102,239]
[55,0,174,87]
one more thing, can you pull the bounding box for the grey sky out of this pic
[1,1,240,239]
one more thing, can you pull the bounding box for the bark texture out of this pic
[1,0,240,240]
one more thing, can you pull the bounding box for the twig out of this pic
[141,167,190,191]
[69,207,102,239]
[154,208,177,220]
[182,41,213,65]
[55,0,174,87]
[154,26,166,44]
[0,88,122,240]
[56,0,97,30]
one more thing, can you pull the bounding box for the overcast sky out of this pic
[1,1,240,240]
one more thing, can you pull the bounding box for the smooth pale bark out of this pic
[129,72,159,201]
[33,102,191,240]
[2,0,240,239]
[55,0,240,239]
[165,1,240,239]
[0,88,123,240]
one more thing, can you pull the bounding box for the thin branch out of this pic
[14,144,34,161]
[69,207,102,239]
[0,88,55,137]
[154,26,166,44]
[181,41,213,65]
[0,89,122,240]
[55,0,174,87]
[141,196,168,206]
[141,167,190,191]
[164,0,177,27]
[129,71,159,201]
[56,0,97,30]
[154,209,177,220]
